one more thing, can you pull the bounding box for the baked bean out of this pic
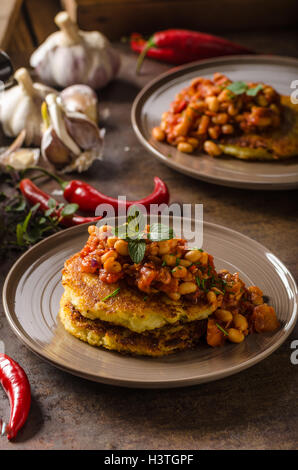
[179,259,192,267]
[179,282,197,295]
[208,126,221,140]
[187,137,199,148]
[158,241,171,255]
[162,254,176,266]
[200,252,209,265]
[152,126,165,141]
[198,115,210,134]
[206,96,219,112]
[168,292,181,301]
[172,265,187,278]
[101,250,117,263]
[228,328,245,343]
[207,291,217,305]
[114,239,129,256]
[203,140,222,156]
[107,237,117,248]
[215,309,233,323]
[233,314,248,331]
[104,258,122,273]
[212,113,228,125]
[184,250,201,263]
[222,124,234,134]
[177,142,193,153]
[227,104,238,116]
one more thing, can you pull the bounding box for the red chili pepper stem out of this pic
[136,36,155,73]
[24,166,67,189]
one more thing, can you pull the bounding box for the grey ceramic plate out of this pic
[131,55,298,190]
[2,221,297,388]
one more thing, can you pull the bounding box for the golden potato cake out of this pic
[62,254,217,333]
[59,293,208,357]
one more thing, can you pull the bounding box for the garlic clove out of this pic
[60,85,99,123]
[0,130,40,170]
[41,127,74,169]
[64,114,102,150]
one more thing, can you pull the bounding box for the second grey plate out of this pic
[131,55,298,190]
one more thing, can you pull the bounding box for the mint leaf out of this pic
[47,198,57,209]
[148,223,174,242]
[226,81,248,95]
[128,239,146,263]
[61,203,79,217]
[246,84,263,96]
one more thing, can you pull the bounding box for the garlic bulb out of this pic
[0,68,56,146]
[0,130,40,170]
[30,11,120,90]
[60,85,99,123]
[41,93,103,173]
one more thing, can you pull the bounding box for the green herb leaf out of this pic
[195,276,201,289]
[16,223,24,246]
[128,239,146,263]
[101,287,120,302]
[226,81,248,95]
[216,323,229,336]
[148,223,174,242]
[61,203,79,217]
[47,198,57,209]
[246,84,263,96]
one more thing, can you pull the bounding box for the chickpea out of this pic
[107,237,118,248]
[200,252,209,265]
[233,314,248,331]
[168,292,181,301]
[152,126,165,141]
[177,142,193,153]
[212,113,228,125]
[179,282,197,295]
[215,309,233,323]
[184,250,201,263]
[103,258,122,273]
[228,328,245,344]
[172,265,187,278]
[206,96,219,112]
[114,239,129,256]
[101,250,117,263]
[203,141,222,157]
[222,124,234,134]
[158,241,171,255]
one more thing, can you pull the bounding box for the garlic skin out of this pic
[30,12,120,90]
[41,93,103,173]
[60,85,99,123]
[0,68,56,146]
[0,130,40,170]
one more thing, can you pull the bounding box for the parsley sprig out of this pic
[226,81,263,97]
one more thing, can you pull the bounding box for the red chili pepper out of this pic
[63,176,170,213]
[0,354,31,440]
[19,179,102,226]
[130,30,254,72]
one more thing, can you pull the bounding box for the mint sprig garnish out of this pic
[226,81,263,97]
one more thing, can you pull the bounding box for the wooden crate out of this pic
[61,0,298,39]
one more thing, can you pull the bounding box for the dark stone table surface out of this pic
[0,30,297,449]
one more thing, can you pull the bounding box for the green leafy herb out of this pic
[216,323,229,336]
[226,81,263,97]
[246,84,263,96]
[195,276,201,289]
[148,223,174,242]
[128,239,146,263]
[61,203,79,217]
[143,296,148,301]
[101,288,120,302]
[162,260,167,267]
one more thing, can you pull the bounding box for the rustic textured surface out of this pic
[0,30,298,449]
